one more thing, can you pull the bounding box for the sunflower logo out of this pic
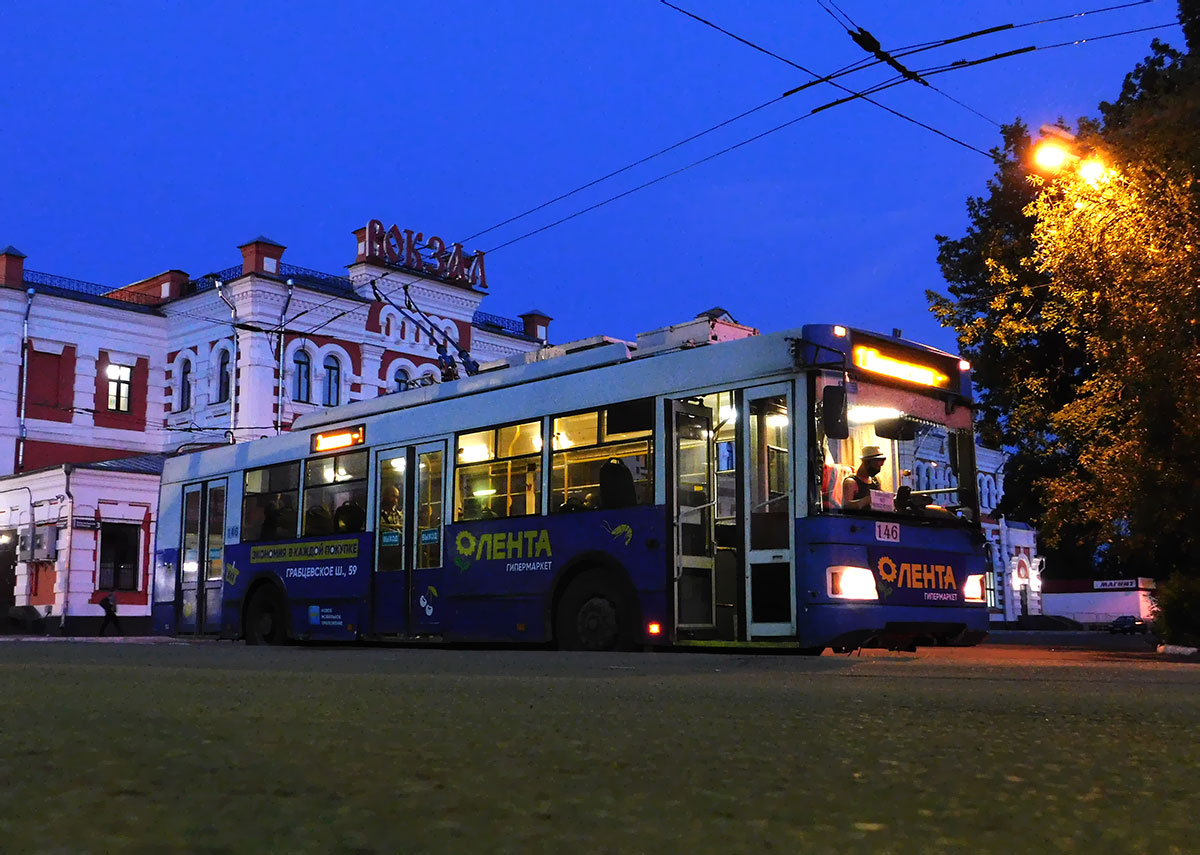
[876,556,897,583]
[456,530,477,556]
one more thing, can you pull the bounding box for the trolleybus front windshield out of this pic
[816,376,977,519]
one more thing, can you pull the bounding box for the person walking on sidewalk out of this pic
[98,591,122,637]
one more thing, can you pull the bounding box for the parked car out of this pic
[1109,615,1149,634]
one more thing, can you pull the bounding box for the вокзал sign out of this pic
[356,219,487,289]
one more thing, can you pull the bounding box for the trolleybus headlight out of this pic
[963,574,985,602]
[827,566,878,600]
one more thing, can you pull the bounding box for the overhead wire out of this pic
[76,3,1180,348]
[660,1,992,155]
[233,0,1177,338]
[22,2,1175,439]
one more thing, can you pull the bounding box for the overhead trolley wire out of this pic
[660,1,991,155]
[276,5,1178,336]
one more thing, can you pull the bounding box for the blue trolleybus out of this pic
[151,320,990,652]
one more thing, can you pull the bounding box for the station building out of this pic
[0,224,548,633]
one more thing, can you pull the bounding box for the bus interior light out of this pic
[312,425,365,453]
[828,566,879,600]
[963,574,985,602]
[847,405,902,424]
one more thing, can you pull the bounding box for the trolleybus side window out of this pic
[551,398,654,512]
[241,462,300,543]
[303,450,368,535]
[455,420,542,521]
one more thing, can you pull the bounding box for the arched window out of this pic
[293,351,311,402]
[216,350,231,404]
[178,361,192,411]
[323,355,341,406]
[394,367,409,392]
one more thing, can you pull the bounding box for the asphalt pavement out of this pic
[0,636,1195,854]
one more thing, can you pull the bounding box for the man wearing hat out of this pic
[842,445,887,511]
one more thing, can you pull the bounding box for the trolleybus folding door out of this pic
[373,447,409,634]
[178,479,226,635]
[743,384,796,637]
[672,401,717,631]
[372,441,446,636]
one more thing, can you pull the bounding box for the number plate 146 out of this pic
[875,521,900,543]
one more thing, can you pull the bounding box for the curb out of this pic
[0,635,185,644]
[1157,644,1199,657]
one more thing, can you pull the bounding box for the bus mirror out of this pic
[874,418,916,441]
[821,386,848,439]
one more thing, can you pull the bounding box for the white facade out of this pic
[1041,579,1156,624]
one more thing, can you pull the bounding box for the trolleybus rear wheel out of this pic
[555,570,632,651]
[244,586,287,646]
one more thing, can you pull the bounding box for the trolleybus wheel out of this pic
[244,587,287,646]
[555,570,632,652]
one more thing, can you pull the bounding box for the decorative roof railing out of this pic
[279,262,353,290]
[472,311,526,336]
[24,269,161,306]
[190,262,353,292]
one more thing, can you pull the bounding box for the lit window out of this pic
[455,421,543,521]
[323,355,341,407]
[106,364,132,413]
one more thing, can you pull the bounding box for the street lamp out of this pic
[1032,125,1111,185]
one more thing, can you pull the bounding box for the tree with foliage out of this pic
[929,2,1200,580]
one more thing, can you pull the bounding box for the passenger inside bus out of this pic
[598,458,636,509]
[335,499,366,533]
[305,505,334,535]
[379,486,403,530]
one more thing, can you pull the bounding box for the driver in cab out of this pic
[842,446,887,511]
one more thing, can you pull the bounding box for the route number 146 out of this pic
[875,521,900,543]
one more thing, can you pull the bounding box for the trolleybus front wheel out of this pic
[244,586,287,646]
[555,570,633,652]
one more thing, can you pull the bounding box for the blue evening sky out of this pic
[0,1,1183,352]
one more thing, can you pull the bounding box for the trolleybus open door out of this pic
[672,401,717,632]
[177,479,226,635]
[743,384,796,637]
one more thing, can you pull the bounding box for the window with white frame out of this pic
[106,364,132,413]
[178,360,192,411]
[99,522,140,591]
[323,355,341,406]
[293,350,312,402]
[216,350,231,404]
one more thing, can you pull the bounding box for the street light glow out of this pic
[1034,142,1070,172]
[1079,159,1107,183]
